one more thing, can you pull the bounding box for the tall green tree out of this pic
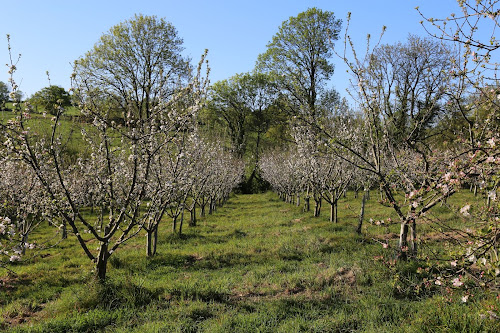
[208,72,285,192]
[29,85,71,115]
[257,7,342,120]
[208,72,281,158]
[73,14,190,123]
[0,81,8,110]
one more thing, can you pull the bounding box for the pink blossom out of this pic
[452,277,463,287]
[460,205,471,217]
[9,255,21,262]
[487,137,496,148]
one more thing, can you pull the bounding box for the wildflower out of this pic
[435,277,442,285]
[450,260,457,267]
[383,243,388,249]
[461,295,469,303]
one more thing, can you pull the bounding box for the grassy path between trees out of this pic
[1,192,499,332]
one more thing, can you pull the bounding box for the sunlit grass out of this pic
[1,191,499,332]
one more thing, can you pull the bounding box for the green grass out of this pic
[1,192,499,332]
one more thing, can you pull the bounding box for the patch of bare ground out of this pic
[0,274,31,299]
[231,266,357,302]
[420,231,466,242]
[373,232,399,241]
[1,301,45,330]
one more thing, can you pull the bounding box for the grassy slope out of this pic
[1,191,500,332]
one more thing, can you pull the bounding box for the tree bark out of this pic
[409,216,417,257]
[330,202,334,223]
[61,222,67,240]
[200,204,206,217]
[172,215,177,233]
[95,233,110,282]
[179,207,185,235]
[399,220,409,261]
[356,190,367,234]
[189,206,197,227]
[146,229,153,257]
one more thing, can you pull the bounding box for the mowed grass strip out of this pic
[1,192,499,332]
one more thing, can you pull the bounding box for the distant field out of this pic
[1,191,499,332]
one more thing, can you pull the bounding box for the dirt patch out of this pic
[373,233,398,240]
[231,267,358,303]
[0,274,30,296]
[334,267,357,286]
[421,231,465,242]
[1,302,44,329]
[315,267,357,289]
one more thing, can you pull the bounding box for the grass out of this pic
[1,191,500,332]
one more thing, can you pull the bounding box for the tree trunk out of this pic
[179,207,185,235]
[146,228,154,257]
[20,233,28,255]
[189,206,197,227]
[409,217,417,257]
[399,220,409,261]
[334,199,338,224]
[356,190,367,234]
[314,197,322,217]
[200,204,206,217]
[296,195,300,207]
[330,202,334,223]
[209,199,214,214]
[145,225,159,257]
[172,215,177,233]
[61,222,67,240]
[95,238,110,282]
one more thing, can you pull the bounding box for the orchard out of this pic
[0,1,499,331]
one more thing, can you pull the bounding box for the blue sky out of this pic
[1,0,460,99]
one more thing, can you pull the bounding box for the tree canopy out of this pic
[0,81,9,110]
[73,14,190,122]
[28,85,71,115]
[257,7,342,120]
